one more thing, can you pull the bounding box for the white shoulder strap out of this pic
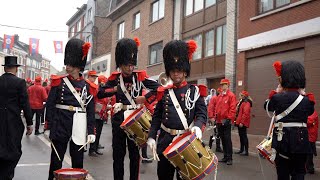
[119,74,137,107]
[168,89,189,130]
[275,95,303,121]
[63,77,85,110]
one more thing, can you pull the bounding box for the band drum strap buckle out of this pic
[170,129,177,136]
[277,122,284,141]
[68,105,74,111]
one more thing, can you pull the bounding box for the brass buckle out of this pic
[68,105,74,111]
[170,129,177,135]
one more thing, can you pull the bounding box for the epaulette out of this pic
[268,90,277,99]
[156,86,165,101]
[197,84,208,97]
[108,71,121,81]
[85,80,98,89]
[306,93,315,104]
[51,75,67,87]
[134,70,149,81]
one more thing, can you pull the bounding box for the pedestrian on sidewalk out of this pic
[97,37,159,180]
[0,56,33,179]
[46,39,96,180]
[265,61,314,180]
[234,90,252,156]
[27,76,48,135]
[147,40,207,180]
[208,88,223,152]
[306,110,318,174]
[216,79,237,165]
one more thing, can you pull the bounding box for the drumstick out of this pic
[51,141,61,161]
[152,147,160,161]
[78,140,90,151]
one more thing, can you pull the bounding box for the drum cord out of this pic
[258,151,267,180]
[185,86,200,114]
[131,76,142,98]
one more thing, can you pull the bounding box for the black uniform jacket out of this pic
[97,71,159,125]
[148,82,207,153]
[46,74,95,143]
[0,73,33,160]
[265,90,314,154]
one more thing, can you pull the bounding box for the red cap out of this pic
[88,70,98,77]
[220,79,230,85]
[44,78,48,82]
[241,90,249,97]
[35,76,42,82]
[98,75,107,83]
[26,78,32,83]
[217,87,222,93]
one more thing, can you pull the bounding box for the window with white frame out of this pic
[205,29,214,57]
[192,34,202,60]
[185,0,205,16]
[151,0,165,22]
[149,42,163,65]
[77,20,81,32]
[259,0,290,14]
[117,22,125,40]
[86,35,91,43]
[133,12,140,30]
[87,8,92,24]
[216,24,226,55]
[70,26,75,37]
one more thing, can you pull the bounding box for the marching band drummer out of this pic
[264,61,314,180]
[46,39,96,180]
[147,40,207,180]
[97,37,159,180]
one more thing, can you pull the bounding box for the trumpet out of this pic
[158,72,173,87]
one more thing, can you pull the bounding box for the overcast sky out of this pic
[0,0,88,71]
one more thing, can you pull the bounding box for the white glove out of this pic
[147,138,156,151]
[191,126,202,139]
[113,103,123,114]
[87,134,96,143]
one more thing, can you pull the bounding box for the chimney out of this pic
[14,34,19,44]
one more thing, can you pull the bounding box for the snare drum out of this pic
[256,136,274,164]
[120,106,152,147]
[163,132,218,180]
[54,168,88,180]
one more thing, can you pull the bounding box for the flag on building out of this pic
[53,41,63,53]
[2,34,14,50]
[29,38,39,55]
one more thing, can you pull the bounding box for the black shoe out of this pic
[235,150,243,154]
[95,150,103,155]
[307,169,315,174]
[98,144,104,149]
[88,151,98,157]
[226,159,233,165]
[216,148,223,153]
[240,151,249,156]
[142,159,153,163]
[218,157,228,163]
[34,131,42,135]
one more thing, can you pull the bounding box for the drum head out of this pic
[54,168,88,178]
[121,107,144,127]
[164,132,196,155]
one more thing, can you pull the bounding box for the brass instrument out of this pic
[158,72,173,87]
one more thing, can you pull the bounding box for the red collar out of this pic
[172,81,187,88]
[68,74,84,81]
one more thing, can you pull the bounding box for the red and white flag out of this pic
[53,41,63,53]
[29,38,40,55]
[2,34,14,50]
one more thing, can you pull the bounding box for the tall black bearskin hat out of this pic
[115,37,140,68]
[273,60,306,89]
[163,40,197,77]
[64,38,91,71]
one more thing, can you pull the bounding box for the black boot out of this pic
[235,149,243,154]
[208,135,214,149]
[218,157,228,163]
[216,147,223,153]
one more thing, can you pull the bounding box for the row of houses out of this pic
[65,0,320,136]
[0,35,54,81]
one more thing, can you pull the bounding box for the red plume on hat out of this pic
[273,61,282,77]
[134,37,141,47]
[187,40,197,61]
[241,90,249,97]
[82,42,91,60]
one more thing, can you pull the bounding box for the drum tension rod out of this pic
[197,152,203,158]
[182,157,187,164]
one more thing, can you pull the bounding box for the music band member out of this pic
[265,61,314,180]
[97,37,159,180]
[234,90,252,156]
[46,39,96,180]
[147,40,207,180]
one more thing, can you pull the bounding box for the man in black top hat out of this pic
[0,56,33,179]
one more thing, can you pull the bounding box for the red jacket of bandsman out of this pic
[208,96,218,119]
[235,100,251,128]
[215,89,237,124]
[307,111,319,142]
[27,76,48,109]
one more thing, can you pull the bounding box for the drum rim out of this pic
[54,168,88,177]
[192,156,218,180]
[120,106,144,126]
[163,131,197,158]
